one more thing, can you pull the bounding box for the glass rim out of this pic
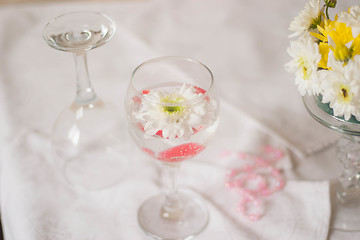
[130,56,214,106]
[303,94,360,135]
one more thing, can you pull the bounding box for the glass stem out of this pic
[161,162,183,220]
[336,136,360,203]
[73,51,97,104]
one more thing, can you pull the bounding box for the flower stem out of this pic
[325,5,330,19]
[160,162,183,220]
[73,52,97,104]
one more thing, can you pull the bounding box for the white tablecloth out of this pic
[0,0,359,239]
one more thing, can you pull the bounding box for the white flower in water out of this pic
[289,0,322,37]
[320,54,360,120]
[338,5,360,38]
[285,33,322,96]
[135,84,214,140]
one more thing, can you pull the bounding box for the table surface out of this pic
[0,0,360,239]
[0,0,134,5]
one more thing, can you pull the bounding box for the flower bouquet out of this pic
[286,0,360,121]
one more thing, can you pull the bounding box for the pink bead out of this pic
[236,205,245,213]
[226,168,235,177]
[237,152,248,159]
[223,146,286,222]
[248,214,260,222]
[225,181,232,189]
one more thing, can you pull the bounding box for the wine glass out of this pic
[43,12,127,190]
[125,56,220,239]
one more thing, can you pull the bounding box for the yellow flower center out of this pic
[160,95,185,115]
[298,57,312,80]
[338,85,352,103]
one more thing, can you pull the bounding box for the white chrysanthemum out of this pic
[338,5,360,38]
[320,54,360,120]
[285,33,322,96]
[134,84,214,140]
[289,0,322,37]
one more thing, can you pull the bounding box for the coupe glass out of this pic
[125,57,220,239]
[304,94,360,231]
[43,12,126,190]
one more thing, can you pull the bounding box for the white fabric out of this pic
[1,103,331,240]
[0,0,358,239]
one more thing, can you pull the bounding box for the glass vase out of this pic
[303,94,360,231]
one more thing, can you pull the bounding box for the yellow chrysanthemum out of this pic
[310,19,334,69]
[327,22,354,62]
[312,17,360,68]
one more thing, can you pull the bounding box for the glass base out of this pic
[138,191,209,240]
[331,182,360,231]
